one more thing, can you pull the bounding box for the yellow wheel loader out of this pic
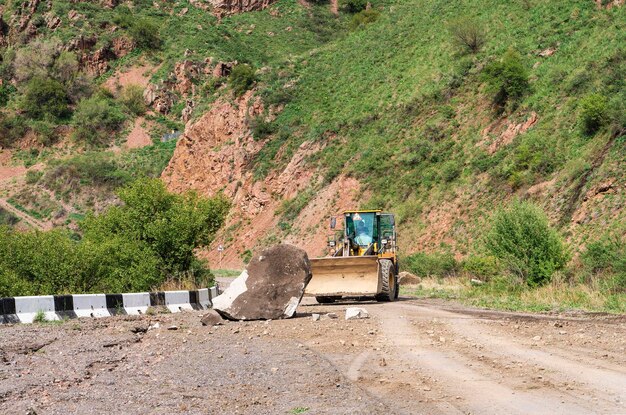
[305,210,399,303]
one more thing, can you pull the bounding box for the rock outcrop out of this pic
[212,244,312,320]
[196,0,278,17]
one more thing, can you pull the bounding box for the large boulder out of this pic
[398,271,421,285]
[212,244,311,320]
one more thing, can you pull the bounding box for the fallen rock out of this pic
[325,312,338,319]
[345,307,369,320]
[200,309,225,326]
[398,271,421,285]
[212,244,312,320]
[311,313,321,321]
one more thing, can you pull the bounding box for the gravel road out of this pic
[1,297,624,414]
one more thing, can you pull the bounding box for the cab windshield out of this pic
[346,212,375,246]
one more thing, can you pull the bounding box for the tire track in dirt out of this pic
[357,300,626,415]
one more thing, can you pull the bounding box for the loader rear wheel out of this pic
[375,259,396,302]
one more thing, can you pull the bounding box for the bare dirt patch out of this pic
[2,298,624,414]
[104,64,155,93]
[124,117,153,149]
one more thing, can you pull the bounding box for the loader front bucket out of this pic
[305,256,381,297]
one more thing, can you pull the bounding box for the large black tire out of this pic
[375,259,396,302]
[315,296,337,304]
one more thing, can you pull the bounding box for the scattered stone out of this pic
[398,271,421,285]
[167,325,179,331]
[311,313,321,321]
[148,322,160,331]
[470,278,484,286]
[345,307,369,320]
[326,313,339,319]
[201,310,225,326]
[379,358,387,367]
[439,337,446,343]
[423,386,431,391]
[533,335,541,341]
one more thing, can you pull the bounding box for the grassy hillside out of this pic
[0,0,624,306]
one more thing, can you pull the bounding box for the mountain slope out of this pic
[162,0,625,267]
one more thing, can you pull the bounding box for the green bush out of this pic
[403,251,459,277]
[19,77,69,120]
[341,0,368,13]
[0,179,230,297]
[481,49,529,110]
[120,84,147,116]
[462,255,501,279]
[440,159,462,182]
[25,170,43,185]
[582,233,625,274]
[484,201,569,286]
[447,17,486,54]
[579,93,608,135]
[130,19,162,50]
[350,9,381,30]
[250,116,276,140]
[44,153,130,194]
[229,64,256,96]
[72,95,125,145]
[81,178,230,278]
[0,114,27,147]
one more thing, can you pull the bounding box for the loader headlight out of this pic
[381,239,388,245]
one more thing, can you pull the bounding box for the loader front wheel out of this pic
[375,259,396,302]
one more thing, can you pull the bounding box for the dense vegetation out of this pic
[0,179,228,297]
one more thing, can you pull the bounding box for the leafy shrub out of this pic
[29,119,57,145]
[130,19,162,50]
[448,17,486,54]
[0,114,27,147]
[25,170,43,185]
[582,233,625,274]
[72,95,125,145]
[82,179,230,278]
[440,159,462,182]
[579,93,607,135]
[0,83,16,107]
[484,201,569,286]
[481,49,529,110]
[250,116,276,140]
[350,9,381,30]
[0,179,229,296]
[403,251,459,278]
[19,77,69,120]
[229,64,256,96]
[341,0,368,13]
[120,84,147,116]
[462,255,501,279]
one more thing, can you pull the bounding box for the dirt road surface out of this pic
[1,298,625,414]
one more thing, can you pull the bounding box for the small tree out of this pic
[72,95,125,145]
[485,201,569,286]
[19,77,69,120]
[482,49,529,110]
[342,0,368,13]
[579,93,607,135]
[448,17,486,54]
[229,64,256,96]
[120,84,147,116]
[130,20,162,50]
[81,178,230,277]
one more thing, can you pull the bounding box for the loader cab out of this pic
[329,210,397,257]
